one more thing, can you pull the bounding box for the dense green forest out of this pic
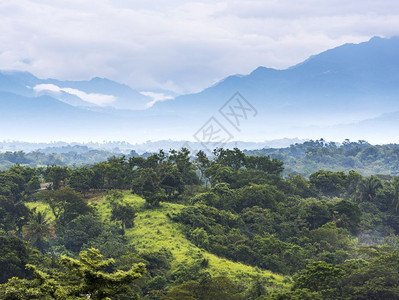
[246,139,399,176]
[1,147,399,299]
[0,148,141,170]
[3,140,399,177]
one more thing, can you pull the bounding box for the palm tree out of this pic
[22,209,54,252]
[358,176,382,202]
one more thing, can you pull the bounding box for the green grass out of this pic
[95,192,290,291]
[26,191,290,292]
[25,201,55,221]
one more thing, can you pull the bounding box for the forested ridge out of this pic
[246,139,399,176]
[1,147,399,299]
[3,139,399,177]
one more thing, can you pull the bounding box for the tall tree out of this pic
[358,175,382,202]
[43,166,70,190]
[69,167,94,196]
[195,150,211,186]
[111,202,137,234]
[38,187,92,225]
[22,209,54,252]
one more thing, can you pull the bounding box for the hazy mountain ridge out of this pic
[0,138,305,154]
[153,36,399,115]
[1,36,399,142]
[0,70,152,110]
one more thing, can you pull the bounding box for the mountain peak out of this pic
[250,66,278,75]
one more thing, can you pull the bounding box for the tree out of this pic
[309,170,348,197]
[169,147,200,185]
[213,148,246,171]
[358,175,382,202]
[43,166,70,190]
[244,155,284,175]
[69,167,94,196]
[0,195,30,233]
[293,261,344,295]
[38,187,92,225]
[132,168,166,207]
[332,200,361,233]
[195,150,211,186]
[297,198,332,230]
[0,168,27,199]
[132,168,160,196]
[62,214,104,253]
[158,162,184,197]
[103,156,132,189]
[288,174,314,197]
[111,202,137,234]
[59,248,145,298]
[105,191,137,234]
[0,234,32,284]
[309,222,354,263]
[234,184,283,212]
[391,177,399,212]
[162,276,244,300]
[22,209,54,252]
[145,190,167,208]
[204,163,234,186]
[288,247,399,299]
[0,248,146,299]
[84,223,130,259]
[26,175,41,193]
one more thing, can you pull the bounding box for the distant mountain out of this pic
[1,36,399,143]
[0,138,305,155]
[0,91,118,141]
[149,36,399,142]
[42,76,151,110]
[154,36,399,116]
[0,71,40,96]
[0,71,151,110]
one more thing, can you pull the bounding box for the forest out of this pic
[3,139,399,177]
[1,147,399,299]
[245,139,399,176]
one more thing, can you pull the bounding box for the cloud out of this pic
[33,83,116,106]
[1,0,399,93]
[140,91,174,107]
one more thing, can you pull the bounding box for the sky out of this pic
[0,0,399,95]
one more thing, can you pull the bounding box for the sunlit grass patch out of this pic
[25,201,55,221]
[95,191,290,291]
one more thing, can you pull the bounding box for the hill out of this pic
[28,192,289,294]
[4,139,399,177]
[5,147,399,298]
[245,139,399,176]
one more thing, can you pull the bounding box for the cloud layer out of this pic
[33,83,116,106]
[1,0,399,93]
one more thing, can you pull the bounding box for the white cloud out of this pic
[33,84,61,93]
[140,91,174,107]
[33,83,116,106]
[1,0,399,93]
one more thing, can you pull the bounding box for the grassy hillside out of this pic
[95,192,289,291]
[27,192,290,293]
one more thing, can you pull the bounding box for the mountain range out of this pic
[1,36,399,144]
